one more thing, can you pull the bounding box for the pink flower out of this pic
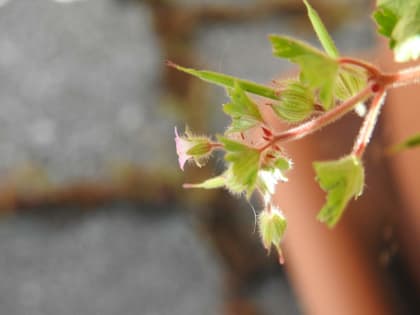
[174,126,213,171]
[174,127,193,171]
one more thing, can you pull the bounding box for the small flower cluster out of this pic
[171,0,370,263]
[175,122,291,263]
[172,0,420,263]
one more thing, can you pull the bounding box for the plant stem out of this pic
[380,64,420,88]
[352,90,386,157]
[339,57,381,77]
[340,58,420,88]
[259,84,373,151]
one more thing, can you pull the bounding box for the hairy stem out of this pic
[380,64,420,88]
[352,90,386,157]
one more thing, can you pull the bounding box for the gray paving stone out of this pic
[0,0,173,181]
[0,207,222,315]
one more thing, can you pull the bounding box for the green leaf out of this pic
[223,81,263,133]
[219,136,248,152]
[303,0,339,58]
[269,35,339,109]
[313,155,365,228]
[373,5,399,39]
[389,133,420,153]
[373,1,420,62]
[167,61,279,100]
[219,136,260,197]
[226,118,258,133]
[227,81,263,121]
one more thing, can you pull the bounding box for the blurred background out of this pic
[0,0,418,314]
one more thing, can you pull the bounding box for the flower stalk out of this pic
[352,89,386,157]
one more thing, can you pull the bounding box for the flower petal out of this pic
[174,127,191,171]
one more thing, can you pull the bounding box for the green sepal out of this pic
[186,141,211,156]
[168,62,279,100]
[273,155,292,172]
[269,35,339,109]
[303,0,339,58]
[314,155,365,228]
[183,176,225,190]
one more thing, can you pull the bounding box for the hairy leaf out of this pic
[269,35,339,109]
[314,155,365,228]
[373,1,420,62]
[219,137,260,197]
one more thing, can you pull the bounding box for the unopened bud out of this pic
[335,66,367,101]
[273,81,314,123]
[258,206,287,263]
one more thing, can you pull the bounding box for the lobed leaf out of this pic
[373,0,420,62]
[314,155,365,228]
[219,136,260,197]
[269,35,339,109]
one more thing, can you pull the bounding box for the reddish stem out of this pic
[339,57,381,77]
[211,142,225,149]
[352,90,386,157]
[378,64,420,88]
[218,62,420,154]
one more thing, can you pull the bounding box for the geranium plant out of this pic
[171,0,420,263]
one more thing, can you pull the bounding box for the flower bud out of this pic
[258,206,287,264]
[174,127,213,170]
[335,66,367,101]
[273,81,314,123]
